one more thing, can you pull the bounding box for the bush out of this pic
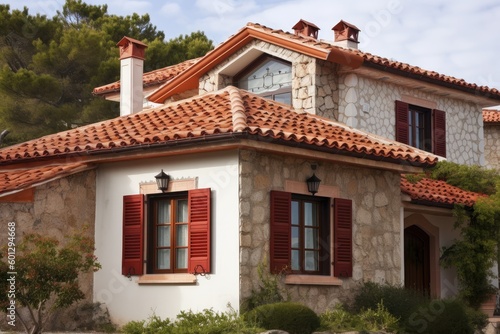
[319,302,399,333]
[244,302,320,334]
[122,308,263,334]
[351,281,428,325]
[405,299,488,334]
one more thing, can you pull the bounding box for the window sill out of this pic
[137,273,197,285]
[285,275,343,286]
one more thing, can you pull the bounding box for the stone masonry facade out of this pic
[484,124,500,170]
[338,73,485,166]
[0,170,97,331]
[238,150,402,313]
[201,41,484,166]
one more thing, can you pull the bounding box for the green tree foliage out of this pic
[0,231,100,334]
[0,0,214,145]
[427,161,500,308]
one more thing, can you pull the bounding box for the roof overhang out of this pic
[147,25,364,103]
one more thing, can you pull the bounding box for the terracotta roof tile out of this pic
[244,23,500,99]
[483,109,500,124]
[0,163,92,195]
[0,86,438,166]
[92,58,201,95]
[401,175,484,207]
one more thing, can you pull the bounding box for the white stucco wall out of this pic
[93,151,240,325]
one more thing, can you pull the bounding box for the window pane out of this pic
[304,202,317,226]
[157,200,171,224]
[176,249,188,269]
[176,224,188,247]
[157,226,170,247]
[157,249,170,269]
[274,92,292,105]
[291,226,299,248]
[291,250,300,270]
[177,199,188,222]
[291,201,299,226]
[305,227,318,249]
[304,250,318,271]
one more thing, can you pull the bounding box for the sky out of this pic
[3,0,500,97]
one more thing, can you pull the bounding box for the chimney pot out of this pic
[332,20,360,49]
[292,19,320,39]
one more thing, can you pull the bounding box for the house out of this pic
[483,109,500,170]
[1,19,500,328]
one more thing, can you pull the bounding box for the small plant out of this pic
[122,306,263,334]
[319,302,399,333]
[241,261,288,312]
[244,302,320,334]
[0,230,100,334]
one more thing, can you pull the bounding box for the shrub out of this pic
[122,307,263,334]
[244,302,320,334]
[405,299,488,334]
[319,302,399,333]
[351,281,428,324]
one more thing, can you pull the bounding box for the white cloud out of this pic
[160,3,182,17]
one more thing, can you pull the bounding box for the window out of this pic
[395,100,446,157]
[122,188,211,276]
[148,194,188,273]
[270,191,352,278]
[291,195,329,275]
[235,55,292,105]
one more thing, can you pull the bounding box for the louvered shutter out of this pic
[433,109,446,157]
[122,194,144,276]
[334,198,352,278]
[188,188,211,274]
[270,191,291,274]
[395,100,409,144]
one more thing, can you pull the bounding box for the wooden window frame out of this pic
[147,192,189,274]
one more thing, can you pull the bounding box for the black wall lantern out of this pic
[306,173,321,195]
[155,169,170,193]
[306,164,321,196]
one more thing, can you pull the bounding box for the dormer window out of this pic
[235,55,292,105]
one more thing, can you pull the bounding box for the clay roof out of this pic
[0,163,93,195]
[147,22,500,103]
[0,86,438,168]
[92,58,201,96]
[401,175,484,207]
[483,109,500,124]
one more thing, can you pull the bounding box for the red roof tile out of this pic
[92,58,201,95]
[0,163,92,195]
[149,22,500,103]
[401,175,484,207]
[244,23,500,99]
[483,109,500,124]
[0,86,438,167]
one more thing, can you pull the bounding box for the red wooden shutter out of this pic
[433,109,446,158]
[188,188,211,274]
[270,191,291,274]
[395,100,409,144]
[122,194,144,276]
[334,198,352,278]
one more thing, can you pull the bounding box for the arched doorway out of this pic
[404,225,430,296]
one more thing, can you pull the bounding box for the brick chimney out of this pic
[292,19,320,39]
[332,20,360,49]
[117,36,148,116]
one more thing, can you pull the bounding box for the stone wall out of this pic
[484,124,500,170]
[199,40,339,118]
[239,150,402,313]
[0,170,97,331]
[337,73,485,166]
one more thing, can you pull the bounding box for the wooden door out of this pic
[404,225,430,296]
